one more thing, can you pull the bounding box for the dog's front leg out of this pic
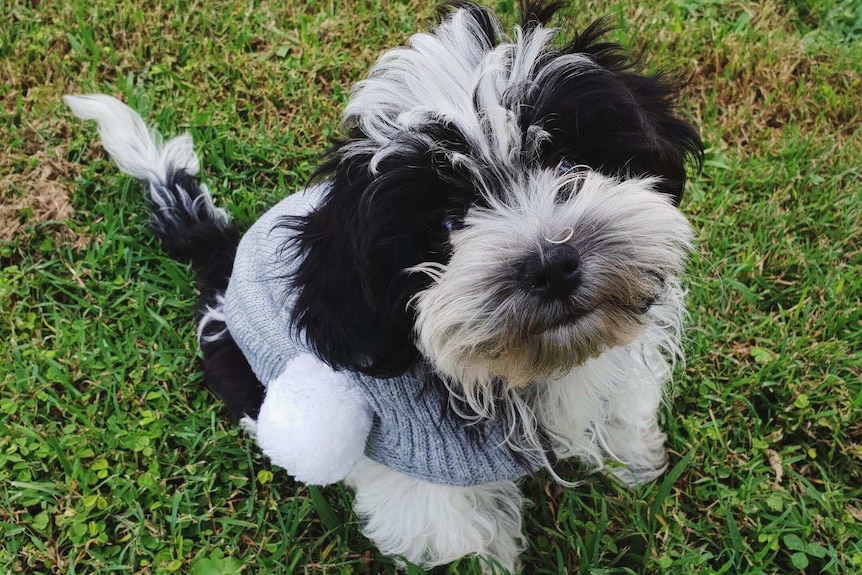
[595,365,669,488]
[345,457,525,573]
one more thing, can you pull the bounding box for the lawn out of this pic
[1,0,860,573]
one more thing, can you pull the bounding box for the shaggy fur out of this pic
[67,1,702,572]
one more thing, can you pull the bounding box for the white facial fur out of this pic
[411,171,693,397]
[337,10,694,401]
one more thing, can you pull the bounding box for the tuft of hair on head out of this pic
[280,0,703,378]
[518,0,568,28]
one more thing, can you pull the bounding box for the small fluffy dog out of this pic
[67,2,702,572]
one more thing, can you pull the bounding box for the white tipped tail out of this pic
[65,93,231,261]
[63,94,199,184]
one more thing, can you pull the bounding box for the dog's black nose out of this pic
[519,243,582,300]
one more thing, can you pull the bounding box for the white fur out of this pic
[536,311,683,486]
[346,456,525,573]
[345,11,596,174]
[197,293,229,344]
[64,94,229,228]
[255,354,373,486]
[411,172,691,469]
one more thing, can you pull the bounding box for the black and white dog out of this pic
[67,2,701,572]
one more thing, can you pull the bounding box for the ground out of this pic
[1,1,860,573]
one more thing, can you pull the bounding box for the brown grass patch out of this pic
[684,1,861,156]
[0,147,79,243]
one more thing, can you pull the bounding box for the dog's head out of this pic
[286,2,702,398]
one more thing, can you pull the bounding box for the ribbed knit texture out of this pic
[224,184,534,486]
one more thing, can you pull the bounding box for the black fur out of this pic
[281,123,479,377]
[200,325,265,420]
[282,2,702,381]
[145,168,264,419]
[145,169,238,301]
[519,0,568,28]
[519,18,704,203]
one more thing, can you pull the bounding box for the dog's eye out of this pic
[442,215,458,232]
[426,215,460,257]
[555,168,585,204]
[556,160,575,175]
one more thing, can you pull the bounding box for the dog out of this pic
[66,1,702,572]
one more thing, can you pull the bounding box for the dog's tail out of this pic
[65,94,265,419]
[64,94,238,299]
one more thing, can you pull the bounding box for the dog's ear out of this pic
[613,70,704,203]
[520,19,704,204]
[282,134,467,377]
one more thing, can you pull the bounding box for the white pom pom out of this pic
[255,354,373,485]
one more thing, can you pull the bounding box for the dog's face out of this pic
[287,3,702,397]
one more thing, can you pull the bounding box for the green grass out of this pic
[1,0,860,573]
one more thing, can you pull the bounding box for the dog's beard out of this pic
[412,170,693,402]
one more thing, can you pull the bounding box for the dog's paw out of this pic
[607,458,668,488]
[255,354,373,485]
[604,439,669,488]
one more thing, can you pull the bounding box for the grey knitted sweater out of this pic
[223,184,534,486]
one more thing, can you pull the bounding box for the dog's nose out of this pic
[519,243,582,300]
